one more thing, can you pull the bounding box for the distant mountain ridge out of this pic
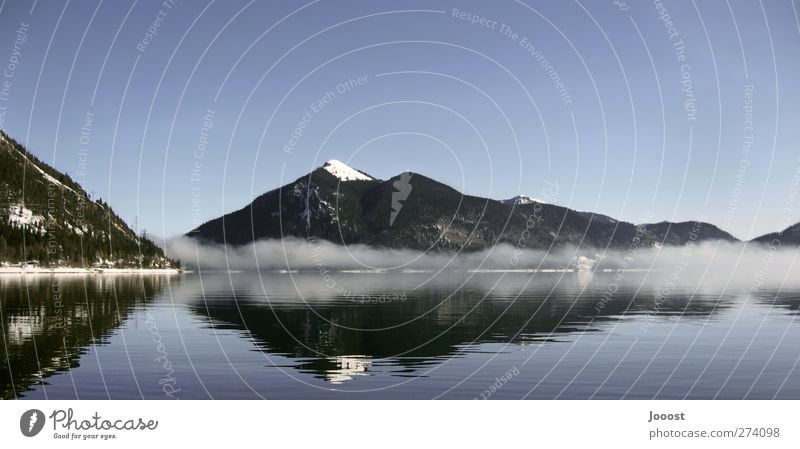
[188,160,755,251]
[752,223,800,246]
[0,129,174,267]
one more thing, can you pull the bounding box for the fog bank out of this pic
[167,237,800,287]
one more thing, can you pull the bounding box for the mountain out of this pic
[0,129,175,267]
[752,223,800,246]
[640,220,736,246]
[187,160,738,251]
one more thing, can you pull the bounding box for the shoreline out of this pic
[0,267,182,275]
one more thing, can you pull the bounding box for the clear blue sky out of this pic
[1,0,799,240]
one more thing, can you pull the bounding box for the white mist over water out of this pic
[167,237,800,288]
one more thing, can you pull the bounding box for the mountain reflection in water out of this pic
[3,271,799,399]
[0,275,170,399]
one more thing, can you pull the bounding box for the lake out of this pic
[2,271,799,399]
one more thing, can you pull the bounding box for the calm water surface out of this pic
[2,271,799,399]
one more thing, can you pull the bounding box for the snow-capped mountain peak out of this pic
[321,159,374,182]
[502,195,546,206]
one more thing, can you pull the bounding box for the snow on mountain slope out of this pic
[7,204,44,228]
[321,160,375,181]
[2,134,79,195]
[502,195,547,206]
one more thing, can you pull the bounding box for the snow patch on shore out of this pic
[0,266,181,275]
